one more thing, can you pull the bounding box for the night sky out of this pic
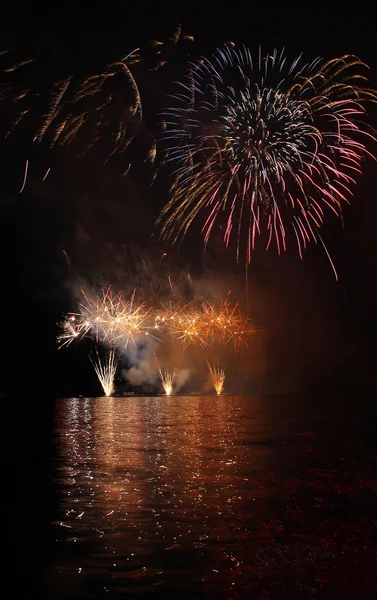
[2,15,377,400]
[2,10,377,597]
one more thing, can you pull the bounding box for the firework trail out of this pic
[19,159,28,193]
[206,360,225,395]
[42,167,51,181]
[0,27,194,169]
[90,348,117,397]
[0,49,144,174]
[0,46,142,159]
[62,249,71,272]
[157,46,377,275]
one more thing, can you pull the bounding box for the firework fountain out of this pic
[158,367,176,396]
[57,285,259,395]
[90,348,118,397]
[207,360,226,395]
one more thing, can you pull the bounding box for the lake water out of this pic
[45,395,377,598]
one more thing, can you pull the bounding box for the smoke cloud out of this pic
[174,368,191,392]
[121,336,159,386]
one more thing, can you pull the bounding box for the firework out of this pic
[90,348,117,397]
[201,299,243,342]
[207,360,225,395]
[163,302,210,348]
[1,26,194,169]
[19,158,29,193]
[157,46,377,275]
[0,46,142,169]
[57,284,258,354]
[157,298,256,350]
[154,354,177,395]
[158,367,176,395]
[57,317,81,349]
[57,287,152,349]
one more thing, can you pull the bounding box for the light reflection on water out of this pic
[48,395,377,599]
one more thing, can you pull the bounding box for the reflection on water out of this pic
[48,396,377,599]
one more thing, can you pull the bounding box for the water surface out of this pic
[47,395,377,598]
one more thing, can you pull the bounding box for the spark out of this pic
[90,348,117,397]
[19,159,28,193]
[57,288,259,353]
[207,360,225,395]
[154,298,257,350]
[62,249,71,271]
[155,356,176,395]
[42,167,51,181]
[1,28,194,168]
[159,368,176,396]
[57,287,152,349]
[157,46,377,273]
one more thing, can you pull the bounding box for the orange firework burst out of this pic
[151,298,258,350]
[200,299,244,343]
[165,302,210,348]
[57,287,260,354]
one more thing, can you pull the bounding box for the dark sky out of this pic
[4,14,377,596]
[1,13,377,397]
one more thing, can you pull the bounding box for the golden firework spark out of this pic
[57,288,259,353]
[207,360,225,395]
[155,356,176,396]
[158,298,256,350]
[165,302,210,348]
[159,369,176,396]
[57,287,153,349]
[90,348,117,397]
[1,28,194,168]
